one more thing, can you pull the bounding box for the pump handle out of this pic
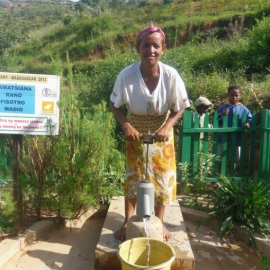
[140,134,154,144]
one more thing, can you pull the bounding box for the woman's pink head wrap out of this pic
[137,21,166,44]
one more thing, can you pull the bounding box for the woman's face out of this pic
[136,32,166,66]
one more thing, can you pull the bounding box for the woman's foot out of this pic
[163,223,172,242]
[155,205,172,242]
[114,224,127,241]
[114,198,136,241]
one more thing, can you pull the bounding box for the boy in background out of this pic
[216,85,252,163]
[194,96,213,124]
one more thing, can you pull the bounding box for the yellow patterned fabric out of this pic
[124,112,177,206]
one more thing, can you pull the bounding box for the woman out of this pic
[109,21,190,242]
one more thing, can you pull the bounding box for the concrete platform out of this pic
[181,206,270,258]
[0,202,267,269]
[95,196,195,270]
[0,209,105,270]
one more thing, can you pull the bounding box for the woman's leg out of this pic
[155,205,172,242]
[114,198,136,241]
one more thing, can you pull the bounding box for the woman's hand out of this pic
[109,101,141,141]
[154,126,170,142]
[153,109,185,142]
[123,123,141,141]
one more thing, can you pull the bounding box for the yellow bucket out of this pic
[117,237,175,270]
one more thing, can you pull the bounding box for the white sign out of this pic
[0,72,60,135]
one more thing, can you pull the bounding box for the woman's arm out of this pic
[109,101,141,141]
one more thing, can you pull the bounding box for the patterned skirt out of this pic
[124,112,177,206]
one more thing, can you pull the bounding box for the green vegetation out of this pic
[8,1,72,32]
[1,0,270,112]
[0,55,125,233]
[178,153,218,210]
[0,184,16,234]
[20,56,125,221]
[198,176,270,242]
[0,10,25,56]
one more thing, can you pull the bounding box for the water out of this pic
[143,216,150,266]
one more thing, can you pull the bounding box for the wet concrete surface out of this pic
[1,210,263,270]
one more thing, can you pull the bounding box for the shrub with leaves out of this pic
[19,56,125,221]
[0,191,17,234]
[198,176,270,241]
[20,98,124,220]
[178,153,218,210]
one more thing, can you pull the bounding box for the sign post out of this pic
[12,134,23,229]
[0,72,60,229]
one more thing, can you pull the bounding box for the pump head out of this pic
[136,180,155,219]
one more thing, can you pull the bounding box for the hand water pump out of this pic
[126,133,163,241]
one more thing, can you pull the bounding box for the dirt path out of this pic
[1,211,262,270]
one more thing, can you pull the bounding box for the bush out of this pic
[198,176,270,241]
[19,57,125,221]
[63,15,73,25]
[0,191,17,233]
[163,0,173,5]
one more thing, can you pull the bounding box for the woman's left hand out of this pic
[154,127,170,142]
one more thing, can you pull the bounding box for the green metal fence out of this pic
[178,109,270,181]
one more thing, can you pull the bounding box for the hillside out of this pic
[0,1,268,67]
[0,0,74,32]
[1,0,270,110]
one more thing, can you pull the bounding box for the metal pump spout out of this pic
[136,179,155,219]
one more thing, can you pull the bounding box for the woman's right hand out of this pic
[123,123,141,141]
[109,102,141,141]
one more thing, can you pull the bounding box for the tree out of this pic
[110,0,125,8]
[0,11,25,56]
[81,0,90,4]
[163,0,173,4]
[75,2,88,13]
[89,0,110,15]
[63,14,74,25]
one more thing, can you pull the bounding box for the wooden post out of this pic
[180,111,192,164]
[12,134,23,230]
